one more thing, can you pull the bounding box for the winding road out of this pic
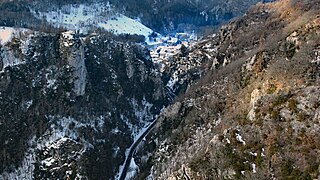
[119,120,157,180]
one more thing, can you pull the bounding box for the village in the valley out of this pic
[147,32,197,71]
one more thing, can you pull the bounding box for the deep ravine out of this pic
[1,0,313,179]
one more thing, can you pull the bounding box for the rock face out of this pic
[0,29,167,179]
[135,0,320,179]
[60,31,87,96]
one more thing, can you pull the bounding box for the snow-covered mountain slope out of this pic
[0,27,14,44]
[98,15,153,37]
[0,0,271,36]
[31,3,153,37]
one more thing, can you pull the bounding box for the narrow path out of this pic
[119,120,157,180]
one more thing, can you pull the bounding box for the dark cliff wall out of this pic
[0,30,167,179]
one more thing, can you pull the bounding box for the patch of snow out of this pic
[252,163,257,173]
[98,15,153,37]
[115,164,125,180]
[31,3,112,33]
[31,3,153,38]
[111,127,120,134]
[1,47,25,71]
[121,100,153,142]
[125,158,139,179]
[261,148,266,157]
[47,79,57,89]
[113,146,120,157]
[44,5,96,27]
[249,152,258,156]
[66,170,73,176]
[0,27,14,45]
[25,100,33,110]
[0,26,33,45]
[200,11,209,22]
[41,157,56,167]
[36,116,104,150]
[47,137,70,149]
[61,31,75,47]
[62,30,74,40]
[166,71,179,90]
[236,132,246,145]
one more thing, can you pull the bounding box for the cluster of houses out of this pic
[148,32,197,70]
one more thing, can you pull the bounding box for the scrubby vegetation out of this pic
[136,0,320,179]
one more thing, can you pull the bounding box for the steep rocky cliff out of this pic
[0,29,167,179]
[136,0,320,179]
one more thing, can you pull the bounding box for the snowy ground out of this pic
[31,3,153,38]
[125,158,139,179]
[98,15,152,37]
[0,116,105,179]
[0,27,35,72]
[0,27,14,45]
[0,26,35,45]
